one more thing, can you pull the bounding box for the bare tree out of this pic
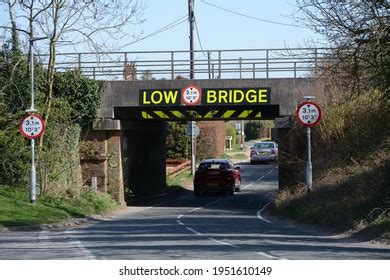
[1,0,146,192]
[295,0,390,97]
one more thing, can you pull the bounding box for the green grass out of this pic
[0,186,118,228]
[222,152,248,160]
[166,170,193,191]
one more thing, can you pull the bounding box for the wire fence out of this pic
[36,48,336,80]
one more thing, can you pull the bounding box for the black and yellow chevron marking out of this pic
[114,105,279,121]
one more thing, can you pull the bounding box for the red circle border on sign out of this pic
[181,84,202,106]
[296,101,322,127]
[19,114,46,139]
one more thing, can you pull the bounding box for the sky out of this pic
[126,0,325,52]
[0,0,325,52]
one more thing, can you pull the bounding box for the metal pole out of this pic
[306,127,312,191]
[29,39,36,204]
[241,120,244,150]
[191,121,196,175]
[207,51,211,79]
[188,0,194,79]
[304,95,315,192]
[171,51,174,79]
[29,40,35,113]
[28,36,47,204]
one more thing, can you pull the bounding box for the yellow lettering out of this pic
[164,90,178,104]
[258,89,268,103]
[143,91,151,105]
[207,90,217,103]
[246,89,257,103]
[219,90,228,103]
[151,90,163,104]
[233,90,244,103]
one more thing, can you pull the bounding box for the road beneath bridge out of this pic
[1,163,389,260]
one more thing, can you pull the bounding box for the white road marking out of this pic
[38,230,51,241]
[256,169,274,181]
[188,207,202,213]
[257,252,286,260]
[242,182,254,189]
[177,166,277,253]
[65,229,96,259]
[39,229,95,259]
[257,200,273,223]
[209,238,241,249]
[186,227,202,236]
[206,198,223,206]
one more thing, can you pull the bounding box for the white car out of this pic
[250,141,278,163]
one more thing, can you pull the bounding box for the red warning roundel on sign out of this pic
[181,84,202,106]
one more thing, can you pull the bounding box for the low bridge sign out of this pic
[114,84,279,121]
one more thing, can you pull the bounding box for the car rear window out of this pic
[254,142,275,149]
[199,163,227,170]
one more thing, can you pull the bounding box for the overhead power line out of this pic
[200,0,305,28]
[127,15,188,46]
[194,17,207,56]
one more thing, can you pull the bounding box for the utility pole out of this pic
[188,0,194,79]
[188,0,196,174]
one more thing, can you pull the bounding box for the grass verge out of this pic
[222,152,248,160]
[0,186,118,228]
[166,170,193,192]
[271,148,389,243]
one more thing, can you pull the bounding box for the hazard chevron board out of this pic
[114,105,279,121]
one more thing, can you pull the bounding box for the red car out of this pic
[193,159,241,197]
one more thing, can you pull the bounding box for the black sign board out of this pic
[114,105,279,121]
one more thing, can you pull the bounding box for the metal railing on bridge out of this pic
[36,48,335,80]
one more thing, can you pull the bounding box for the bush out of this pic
[244,121,261,141]
[166,122,188,159]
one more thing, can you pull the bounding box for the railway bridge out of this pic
[42,48,331,203]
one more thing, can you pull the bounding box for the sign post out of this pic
[19,114,45,203]
[186,122,199,175]
[296,96,322,192]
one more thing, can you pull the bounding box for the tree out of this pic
[0,0,146,193]
[140,70,156,81]
[166,122,188,159]
[296,0,390,97]
[244,122,261,141]
[0,0,146,144]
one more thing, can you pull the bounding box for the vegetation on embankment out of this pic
[166,170,193,192]
[0,186,118,228]
[271,92,390,242]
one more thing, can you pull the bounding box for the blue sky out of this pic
[127,0,324,51]
[0,0,324,52]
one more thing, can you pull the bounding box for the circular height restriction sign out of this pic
[296,101,322,127]
[19,114,45,139]
[181,84,202,105]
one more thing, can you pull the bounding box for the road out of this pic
[0,163,389,260]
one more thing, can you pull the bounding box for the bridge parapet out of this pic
[37,48,334,81]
